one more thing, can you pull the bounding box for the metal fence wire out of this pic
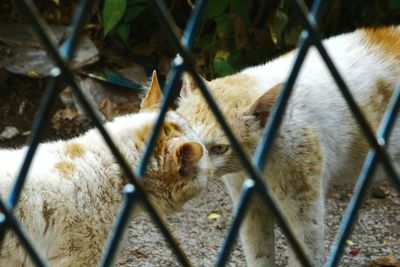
[1,0,399,266]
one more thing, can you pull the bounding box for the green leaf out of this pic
[213,51,235,76]
[124,5,146,21]
[103,0,127,35]
[230,0,250,25]
[206,0,229,19]
[117,22,130,42]
[269,10,289,46]
[213,58,235,76]
[215,14,233,37]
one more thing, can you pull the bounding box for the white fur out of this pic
[236,28,400,266]
[0,111,209,266]
[243,29,400,183]
[176,27,400,267]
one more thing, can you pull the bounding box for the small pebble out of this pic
[0,126,19,139]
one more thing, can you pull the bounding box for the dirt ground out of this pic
[0,71,92,147]
[0,72,399,267]
[116,181,400,267]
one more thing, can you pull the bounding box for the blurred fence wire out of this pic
[0,0,399,266]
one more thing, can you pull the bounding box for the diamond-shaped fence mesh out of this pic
[0,0,399,266]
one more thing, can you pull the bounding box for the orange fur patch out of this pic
[370,79,392,118]
[54,161,75,179]
[66,143,85,159]
[135,122,182,147]
[360,79,393,132]
[141,122,184,181]
[245,83,283,126]
[363,27,400,62]
[134,124,151,145]
[287,126,322,200]
[177,73,258,143]
[351,79,393,167]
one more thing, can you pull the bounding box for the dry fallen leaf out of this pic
[346,240,355,246]
[372,255,400,267]
[0,23,99,77]
[131,249,149,259]
[21,131,31,136]
[115,101,138,115]
[207,213,221,220]
[18,101,28,115]
[118,65,147,85]
[210,244,219,251]
[372,184,398,199]
[99,98,117,120]
[27,70,39,78]
[51,109,79,130]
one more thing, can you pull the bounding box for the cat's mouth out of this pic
[145,174,207,215]
[169,176,207,212]
[181,179,206,201]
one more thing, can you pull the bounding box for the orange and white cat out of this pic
[173,26,400,266]
[0,73,211,266]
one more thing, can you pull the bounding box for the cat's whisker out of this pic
[207,179,227,196]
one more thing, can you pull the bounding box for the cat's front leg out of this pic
[242,195,275,267]
[283,169,324,267]
[224,174,275,267]
[286,193,324,267]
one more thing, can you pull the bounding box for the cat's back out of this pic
[242,26,400,134]
[243,26,400,182]
[243,26,400,94]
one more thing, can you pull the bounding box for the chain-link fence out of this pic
[0,0,399,266]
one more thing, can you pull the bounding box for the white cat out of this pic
[0,72,212,266]
[174,26,400,266]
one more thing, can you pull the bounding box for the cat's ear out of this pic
[180,72,207,97]
[174,141,203,168]
[140,70,163,110]
[243,83,283,127]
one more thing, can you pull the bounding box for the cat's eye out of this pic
[209,144,229,155]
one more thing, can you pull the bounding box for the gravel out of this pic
[115,180,399,267]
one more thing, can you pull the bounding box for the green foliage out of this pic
[103,0,127,35]
[97,0,400,78]
[215,14,233,37]
[103,0,147,41]
[212,50,235,76]
[200,0,250,76]
[116,22,130,42]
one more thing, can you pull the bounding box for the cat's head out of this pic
[135,72,212,214]
[175,72,282,177]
